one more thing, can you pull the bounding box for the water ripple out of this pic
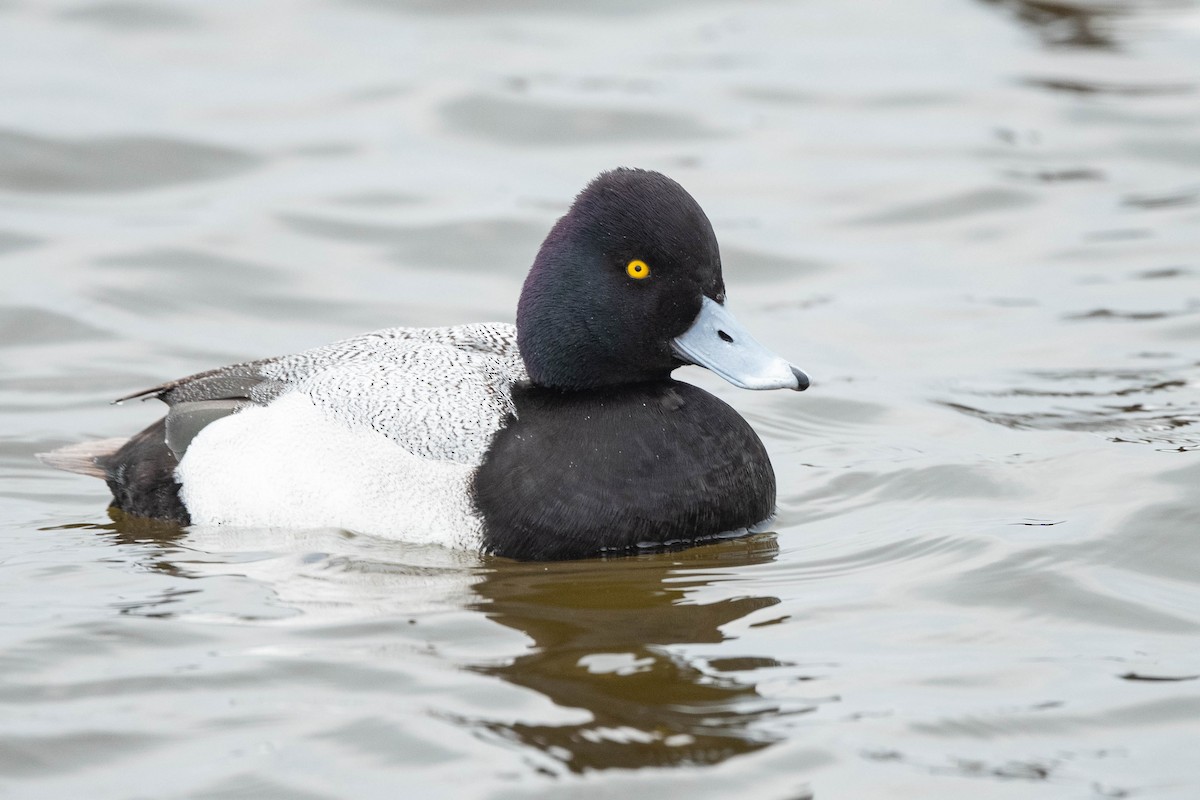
[440,95,718,146]
[939,364,1200,449]
[0,129,261,193]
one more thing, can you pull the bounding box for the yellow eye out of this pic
[626,259,650,280]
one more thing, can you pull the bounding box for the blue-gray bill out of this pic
[671,296,810,391]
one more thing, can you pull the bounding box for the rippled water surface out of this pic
[3,1,1200,797]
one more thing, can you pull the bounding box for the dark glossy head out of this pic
[517,168,725,390]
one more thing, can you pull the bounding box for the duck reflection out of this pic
[77,512,793,771]
[48,509,190,576]
[469,535,789,772]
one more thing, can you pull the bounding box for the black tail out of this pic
[39,419,190,523]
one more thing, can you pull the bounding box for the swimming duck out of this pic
[42,168,809,560]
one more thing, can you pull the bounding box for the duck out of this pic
[41,168,810,561]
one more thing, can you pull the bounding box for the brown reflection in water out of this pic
[468,535,793,772]
[1022,77,1196,96]
[43,509,189,577]
[40,511,196,617]
[104,507,189,549]
[978,0,1127,49]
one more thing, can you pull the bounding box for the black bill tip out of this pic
[791,366,810,392]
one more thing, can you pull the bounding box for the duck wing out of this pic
[118,323,526,464]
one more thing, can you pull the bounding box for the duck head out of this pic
[517,168,809,392]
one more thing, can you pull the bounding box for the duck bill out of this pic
[671,297,809,391]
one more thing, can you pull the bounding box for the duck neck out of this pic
[516,299,673,391]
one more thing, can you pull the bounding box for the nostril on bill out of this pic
[717,330,733,343]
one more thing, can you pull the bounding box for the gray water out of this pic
[3,0,1200,797]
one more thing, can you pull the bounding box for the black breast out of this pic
[473,380,777,560]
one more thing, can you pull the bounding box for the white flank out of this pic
[176,392,486,551]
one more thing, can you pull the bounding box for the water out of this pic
[2,0,1199,796]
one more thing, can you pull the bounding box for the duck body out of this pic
[476,380,775,561]
[105,323,527,552]
[44,168,808,561]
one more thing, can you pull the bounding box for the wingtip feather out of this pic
[37,438,127,479]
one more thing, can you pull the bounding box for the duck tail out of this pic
[36,438,128,479]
